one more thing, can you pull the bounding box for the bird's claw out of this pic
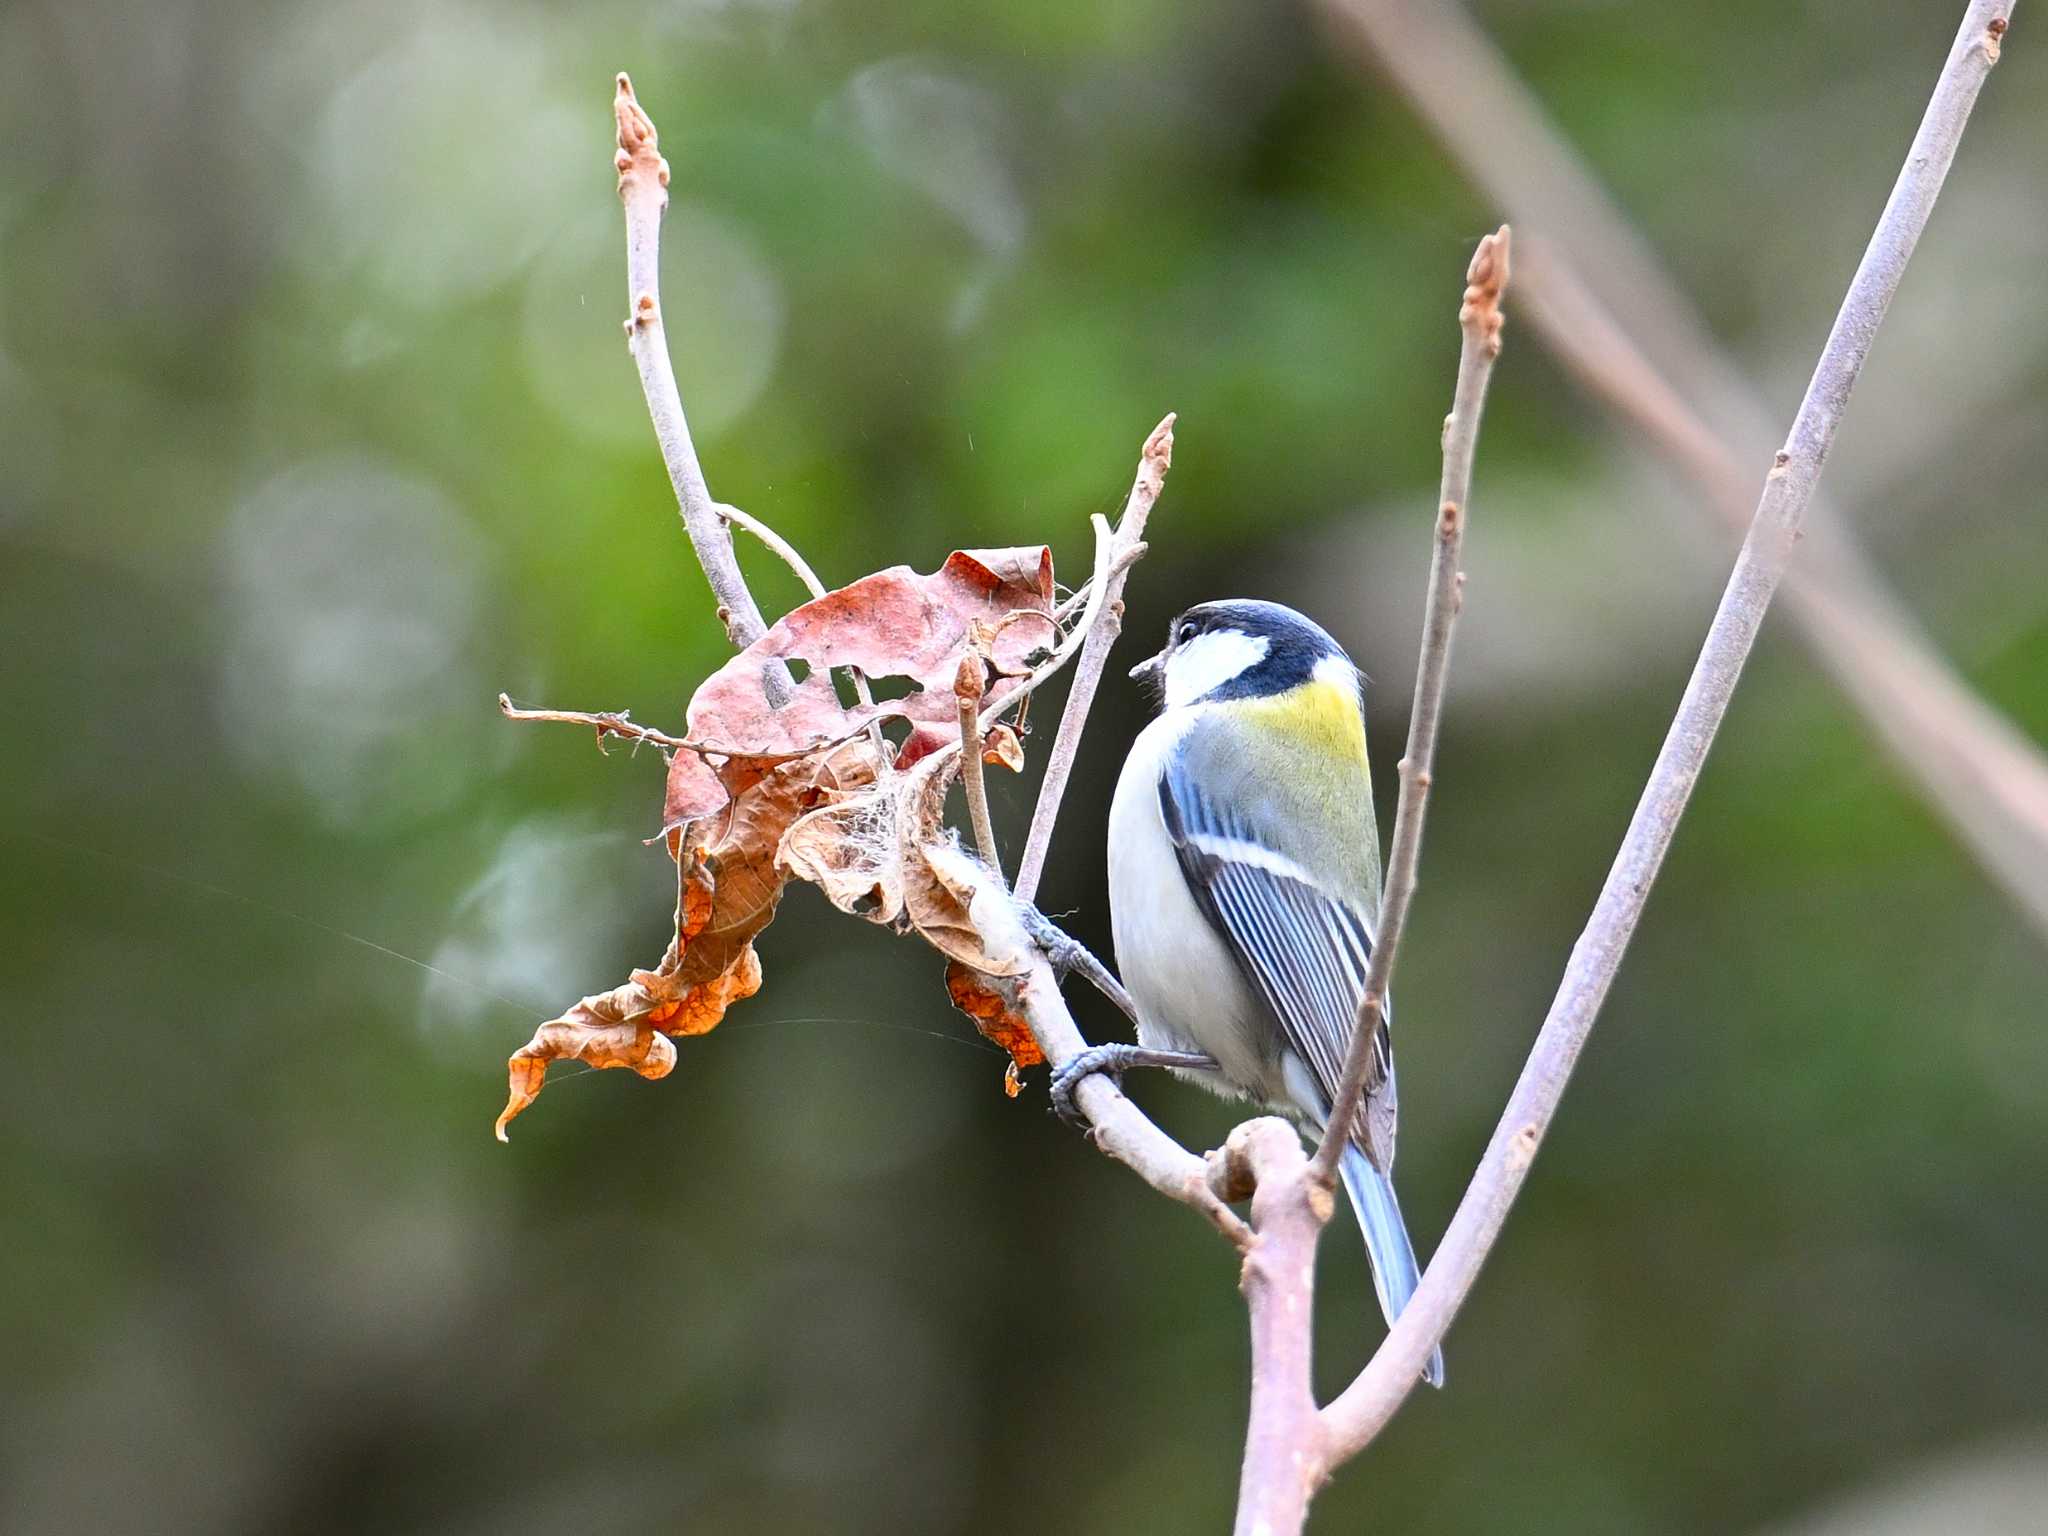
[1049,1043,1217,1129]
[1018,905,1139,1023]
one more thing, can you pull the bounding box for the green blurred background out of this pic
[4,1,2046,1531]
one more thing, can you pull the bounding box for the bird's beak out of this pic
[1129,650,1166,689]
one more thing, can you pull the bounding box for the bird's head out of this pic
[1131,599,1358,711]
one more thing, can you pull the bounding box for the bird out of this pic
[1088,597,1443,1387]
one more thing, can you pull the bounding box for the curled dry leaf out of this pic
[496,755,832,1139]
[982,723,1025,773]
[778,747,1032,980]
[944,961,1045,1081]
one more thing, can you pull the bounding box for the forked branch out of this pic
[1318,0,2014,1464]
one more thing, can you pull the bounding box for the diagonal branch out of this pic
[1013,414,1175,904]
[1319,0,2014,1462]
[1015,950,1251,1245]
[1316,0,2048,941]
[1312,227,1509,1186]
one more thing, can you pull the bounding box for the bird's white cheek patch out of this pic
[1166,630,1270,707]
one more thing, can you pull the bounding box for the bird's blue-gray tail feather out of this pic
[1339,1143,1445,1389]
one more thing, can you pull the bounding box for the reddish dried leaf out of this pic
[945,960,1045,1075]
[498,547,1062,1135]
[496,1012,679,1140]
[498,752,837,1139]
[684,547,1054,763]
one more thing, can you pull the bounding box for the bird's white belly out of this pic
[1107,715,1285,1104]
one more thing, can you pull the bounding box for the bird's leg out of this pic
[1049,1043,1217,1129]
[1016,904,1139,1023]
[1014,905,1218,1126]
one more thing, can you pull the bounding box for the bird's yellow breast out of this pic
[1232,679,1370,777]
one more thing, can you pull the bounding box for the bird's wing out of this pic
[1157,754,1398,1167]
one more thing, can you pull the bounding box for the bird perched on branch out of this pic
[1069,598,1443,1387]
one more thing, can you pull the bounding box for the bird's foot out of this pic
[1049,1044,1217,1129]
[1017,904,1138,1023]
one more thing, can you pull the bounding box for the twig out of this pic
[1012,414,1175,903]
[1013,951,1250,1245]
[498,693,701,753]
[974,511,1119,737]
[614,74,792,703]
[1316,0,2048,941]
[1312,229,1508,1185]
[1318,0,2013,1462]
[717,500,827,599]
[955,654,1002,875]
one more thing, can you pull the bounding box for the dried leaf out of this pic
[496,1014,679,1140]
[684,547,1054,763]
[982,723,1025,773]
[497,751,841,1138]
[497,545,1064,1136]
[778,795,903,920]
[945,960,1045,1076]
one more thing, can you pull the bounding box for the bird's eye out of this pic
[1176,621,1197,644]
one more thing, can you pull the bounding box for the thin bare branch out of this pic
[1519,255,2048,932]
[955,654,1002,876]
[498,693,699,754]
[974,512,1118,738]
[1012,951,1251,1245]
[1317,0,2048,941]
[1312,228,1509,1186]
[1012,415,1175,903]
[614,74,790,702]
[1320,0,2014,1461]
[717,501,827,600]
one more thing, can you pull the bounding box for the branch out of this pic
[1312,227,1508,1185]
[1012,414,1175,904]
[1316,0,2048,941]
[716,500,827,600]
[614,74,791,702]
[955,653,1002,875]
[1515,248,2048,933]
[1212,1120,1328,1536]
[1319,0,2013,1461]
[498,693,699,753]
[1014,951,1251,1245]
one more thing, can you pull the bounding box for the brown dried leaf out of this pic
[498,750,847,1139]
[778,795,903,920]
[497,546,1061,1135]
[944,961,1045,1076]
[982,723,1025,773]
[889,753,1030,976]
[496,1014,679,1141]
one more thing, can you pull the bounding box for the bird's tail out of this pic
[1339,1143,1445,1389]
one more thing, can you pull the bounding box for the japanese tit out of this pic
[1109,598,1443,1387]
